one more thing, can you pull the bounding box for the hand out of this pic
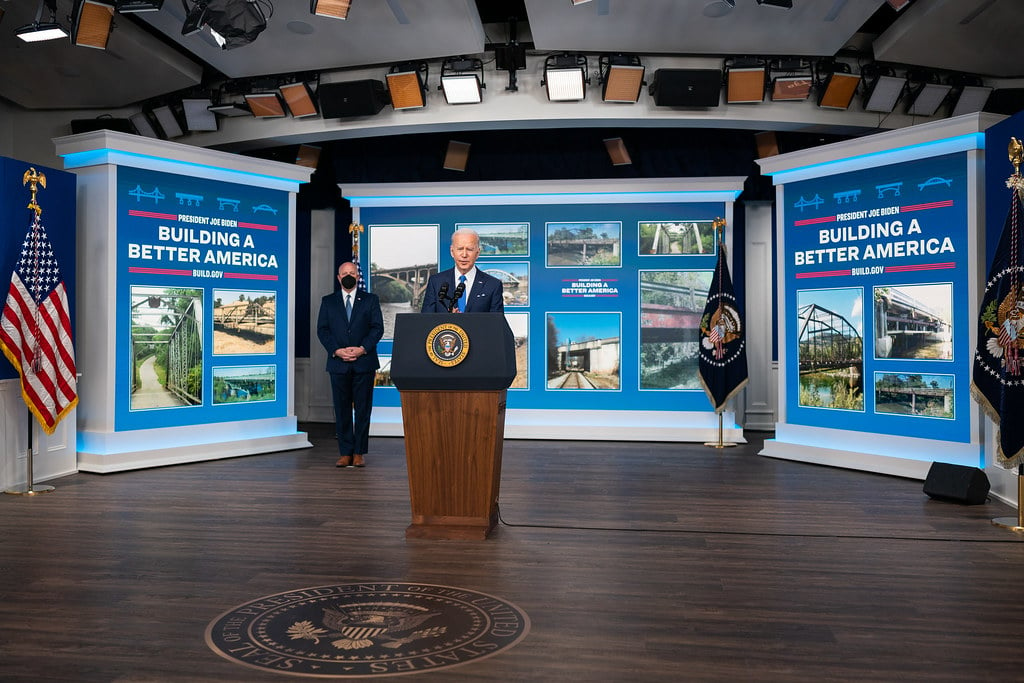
[336,346,364,362]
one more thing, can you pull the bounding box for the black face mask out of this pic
[340,275,357,289]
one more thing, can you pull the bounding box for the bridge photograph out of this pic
[369,224,439,339]
[506,313,529,389]
[130,286,203,410]
[639,270,712,390]
[212,289,276,354]
[873,284,953,360]
[639,220,716,255]
[797,288,864,411]
[546,222,621,267]
[874,372,954,419]
[463,222,529,256]
[212,365,276,404]
[546,312,620,390]
[481,262,530,307]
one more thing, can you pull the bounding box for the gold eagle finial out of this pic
[23,167,47,217]
[1009,137,1023,176]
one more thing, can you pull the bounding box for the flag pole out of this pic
[704,411,737,449]
[992,465,1024,532]
[4,409,54,495]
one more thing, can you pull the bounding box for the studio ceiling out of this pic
[0,0,1021,112]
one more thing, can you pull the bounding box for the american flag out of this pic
[350,222,367,291]
[0,214,78,434]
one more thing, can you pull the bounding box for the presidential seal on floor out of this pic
[205,582,530,677]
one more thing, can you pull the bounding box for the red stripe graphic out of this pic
[224,273,279,281]
[237,222,278,231]
[900,200,954,212]
[796,269,852,278]
[885,262,956,272]
[794,215,837,226]
[128,267,193,276]
[128,209,177,220]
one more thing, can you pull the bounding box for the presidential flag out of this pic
[698,223,748,413]
[971,183,1024,468]
[0,213,78,434]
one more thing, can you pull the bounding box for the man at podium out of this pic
[421,228,504,313]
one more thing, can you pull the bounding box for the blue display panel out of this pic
[359,201,727,413]
[782,152,971,443]
[115,166,289,430]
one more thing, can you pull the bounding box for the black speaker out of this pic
[650,69,722,107]
[923,462,990,505]
[318,80,387,118]
[70,118,134,134]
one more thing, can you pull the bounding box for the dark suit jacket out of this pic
[317,288,384,374]
[421,268,504,313]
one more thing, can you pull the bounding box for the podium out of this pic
[391,313,515,540]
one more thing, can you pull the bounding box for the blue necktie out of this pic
[345,294,352,320]
[458,275,467,312]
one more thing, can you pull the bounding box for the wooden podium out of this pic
[391,313,516,540]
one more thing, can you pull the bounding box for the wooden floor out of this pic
[3,425,1024,682]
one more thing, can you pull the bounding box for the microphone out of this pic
[437,282,450,308]
[449,281,465,313]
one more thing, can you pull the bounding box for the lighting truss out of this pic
[599,55,645,103]
[311,0,350,19]
[387,62,429,110]
[16,0,68,42]
[543,53,589,102]
[440,58,485,105]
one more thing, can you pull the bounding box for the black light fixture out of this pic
[756,0,792,7]
[599,55,645,103]
[905,70,952,117]
[494,17,526,92]
[861,64,906,113]
[725,57,767,104]
[542,53,589,102]
[311,0,350,20]
[769,58,812,102]
[115,0,164,11]
[816,60,860,110]
[16,0,68,43]
[72,0,115,49]
[440,57,485,105]
[387,62,429,110]
[181,0,268,50]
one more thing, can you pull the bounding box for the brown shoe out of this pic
[353,454,365,468]
[336,455,352,468]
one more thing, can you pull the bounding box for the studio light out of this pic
[886,0,911,10]
[905,72,951,117]
[951,83,993,117]
[182,98,218,131]
[280,81,319,117]
[725,58,766,104]
[311,0,350,19]
[440,58,485,105]
[816,61,860,110]
[599,55,645,103]
[604,137,632,166]
[72,0,114,50]
[443,141,471,172]
[543,53,589,102]
[386,62,428,110]
[114,0,163,11]
[208,101,251,116]
[129,111,160,138]
[295,144,321,169]
[862,65,906,113]
[769,58,812,102]
[16,0,68,43]
[152,104,185,138]
[181,0,268,49]
[244,92,286,118]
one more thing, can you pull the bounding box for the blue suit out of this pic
[421,268,504,313]
[317,288,384,457]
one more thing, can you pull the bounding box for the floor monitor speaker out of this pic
[923,462,990,505]
[318,80,387,118]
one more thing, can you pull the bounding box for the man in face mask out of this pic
[316,261,384,468]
